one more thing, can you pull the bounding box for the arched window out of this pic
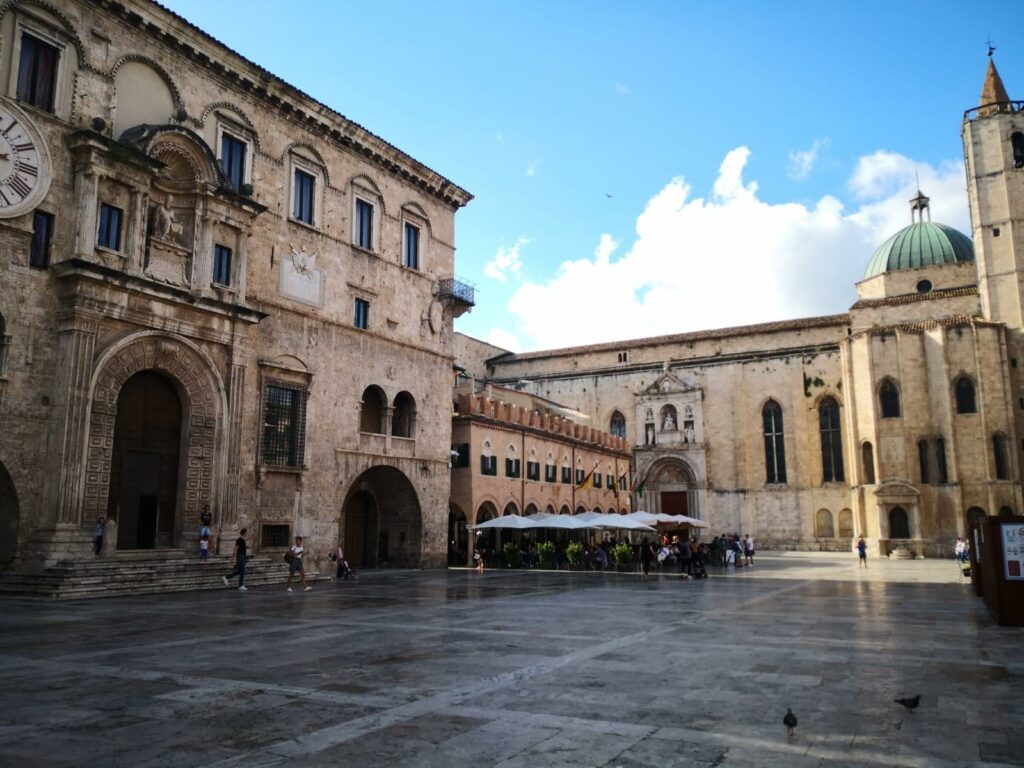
[815,509,834,538]
[993,433,1009,480]
[609,410,626,439]
[359,385,386,433]
[503,502,519,516]
[480,440,496,476]
[879,378,901,418]
[954,377,977,414]
[838,509,854,538]
[861,442,876,484]
[967,507,987,529]
[392,391,416,438]
[1013,131,1024,169]
[1000,506,1015,517]
[889,507,910,539]
[762,400,787,484]
[819,397,844,482]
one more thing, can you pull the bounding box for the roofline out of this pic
[488,313,850,365]
[99,0,473,210]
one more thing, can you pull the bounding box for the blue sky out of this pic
[164,0,1024,351]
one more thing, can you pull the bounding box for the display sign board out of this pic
[1003,524,1024,580]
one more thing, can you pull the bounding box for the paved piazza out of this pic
[0,555,1020,768]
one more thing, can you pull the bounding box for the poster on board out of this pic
[1003,524,1024,580]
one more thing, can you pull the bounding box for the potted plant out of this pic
[613,542,635,572]
[502,542,522,568]
[565,541,585,570]
[537,541,556,569]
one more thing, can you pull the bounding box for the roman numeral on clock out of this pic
[16,162,37,177]
[7,174,31,199]
[11,142,34,154]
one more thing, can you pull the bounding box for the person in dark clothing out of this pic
[222,528,248,591]
[93,517,105,557]
[677,536,692,575]
[639,537,655,580]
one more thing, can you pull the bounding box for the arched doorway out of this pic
[0,461,18,565]
[645,458,698,517]
[108,371,182,549]
[341,466,422,568]
[448,504,468,565]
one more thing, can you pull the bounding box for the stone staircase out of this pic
[0,550,319,600]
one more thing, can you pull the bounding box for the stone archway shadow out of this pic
[340,466,422,569]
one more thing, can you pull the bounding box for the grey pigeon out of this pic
[783,708,797,736]
[894,695,920,713]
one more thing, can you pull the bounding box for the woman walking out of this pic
[286,536,312,592]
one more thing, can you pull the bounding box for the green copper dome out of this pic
[864,221,974,278]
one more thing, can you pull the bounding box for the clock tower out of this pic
[0,99,51,219]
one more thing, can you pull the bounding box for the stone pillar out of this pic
[71,167,99,261]
[219,341,250,553]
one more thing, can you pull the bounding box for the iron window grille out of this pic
[261,524,291,548]
[260,383,307,468]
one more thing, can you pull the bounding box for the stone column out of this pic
[71,168,99,260]
[221,341,250,536]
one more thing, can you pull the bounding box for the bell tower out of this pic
[962,54,1024,329]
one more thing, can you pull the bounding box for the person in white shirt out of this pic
[744,534,755,566]
[286,535,312,592]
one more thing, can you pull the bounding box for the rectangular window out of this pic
[16,33,59,113]
[261,524,291,549]
[451,443,470,468]
[561,467,571,484]
[575,468,585,485]
[526,461,540,481]
[97,203,122,251]
[261,383,306,467]
[480,455,497,476]
[505,458,521,478]
[544,464,557,482]
[403,222,420,269]
[620,474,628,491]
[607,474,615,490]
[220,133,247,191]
[293,168,315,225]
[356,199,374,250]
[353,298,370,330]
[29,210,53,268]
[212,244,232,286]
[593,473,602,489]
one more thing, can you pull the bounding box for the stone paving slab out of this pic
[0,553,1020,767]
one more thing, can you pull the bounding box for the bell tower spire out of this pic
[979,51,1011,116]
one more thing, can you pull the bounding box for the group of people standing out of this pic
[707,533,755,568]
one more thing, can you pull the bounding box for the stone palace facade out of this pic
[0,0,473,575]
[467,59,1024,558]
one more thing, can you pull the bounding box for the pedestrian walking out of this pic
[222,528,248,591]
[286,536,312,592]
[744,534,755,566]
[856,536,867,568]
[677,535,692,576]
[640,537,655,579]
[93,517,106,557]
[199,534,210,562]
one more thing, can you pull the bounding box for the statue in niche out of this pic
[663,412,676,431]
[150,193,184,244]
[646,424,655,446]
[683,422,695,443]
[645,408,654,422]
[684,405,693,419]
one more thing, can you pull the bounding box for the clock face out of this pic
[0,101,51,219]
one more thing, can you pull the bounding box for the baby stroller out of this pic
[329,552,359,581]
[690,557,708,579]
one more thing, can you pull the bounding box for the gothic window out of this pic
[936,437,949,483]
[954,376,977,414]
[819,397,844,483]
[480,441,496,476]
[815,509,834,538]
[392,391,415,438]
[610,410,626,439]
[359,385,386,434]
[861,442,876,484]
[545,452,556,482]
[561,455,571,484]
[505,444,520,478]
[889,507,910,539]
[879,378,901,418]
[993,433,1010,480]
[762,399,787,484]
[1012,132,1024,169]
[260,383,307,467]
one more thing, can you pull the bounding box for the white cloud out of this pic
[614,82,629,96]
[483,237,529,282]
[495,147,969,350]
[486,328,522,353]
[495,132,505,145]
[787,137,830,180]
[526,160,541,177]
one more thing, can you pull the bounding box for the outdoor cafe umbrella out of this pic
[469,515,537,530]
[591,516,656,532]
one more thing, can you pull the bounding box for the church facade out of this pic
[0,0,472,577]
[469,60,1024,558]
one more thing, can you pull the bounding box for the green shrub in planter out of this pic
[502,542,522,568]
[613,542,635,568]
[565,541,585,568]
[537,541,556,566]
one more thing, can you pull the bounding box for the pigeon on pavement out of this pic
[783,708,798,737]
[894,695,921,712]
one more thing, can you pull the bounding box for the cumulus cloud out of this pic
[483,237,529,282]
[486,328,522,353]
[496,147,969,350]
[787,137,830,180]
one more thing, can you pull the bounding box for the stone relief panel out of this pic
[279,243,325,307]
